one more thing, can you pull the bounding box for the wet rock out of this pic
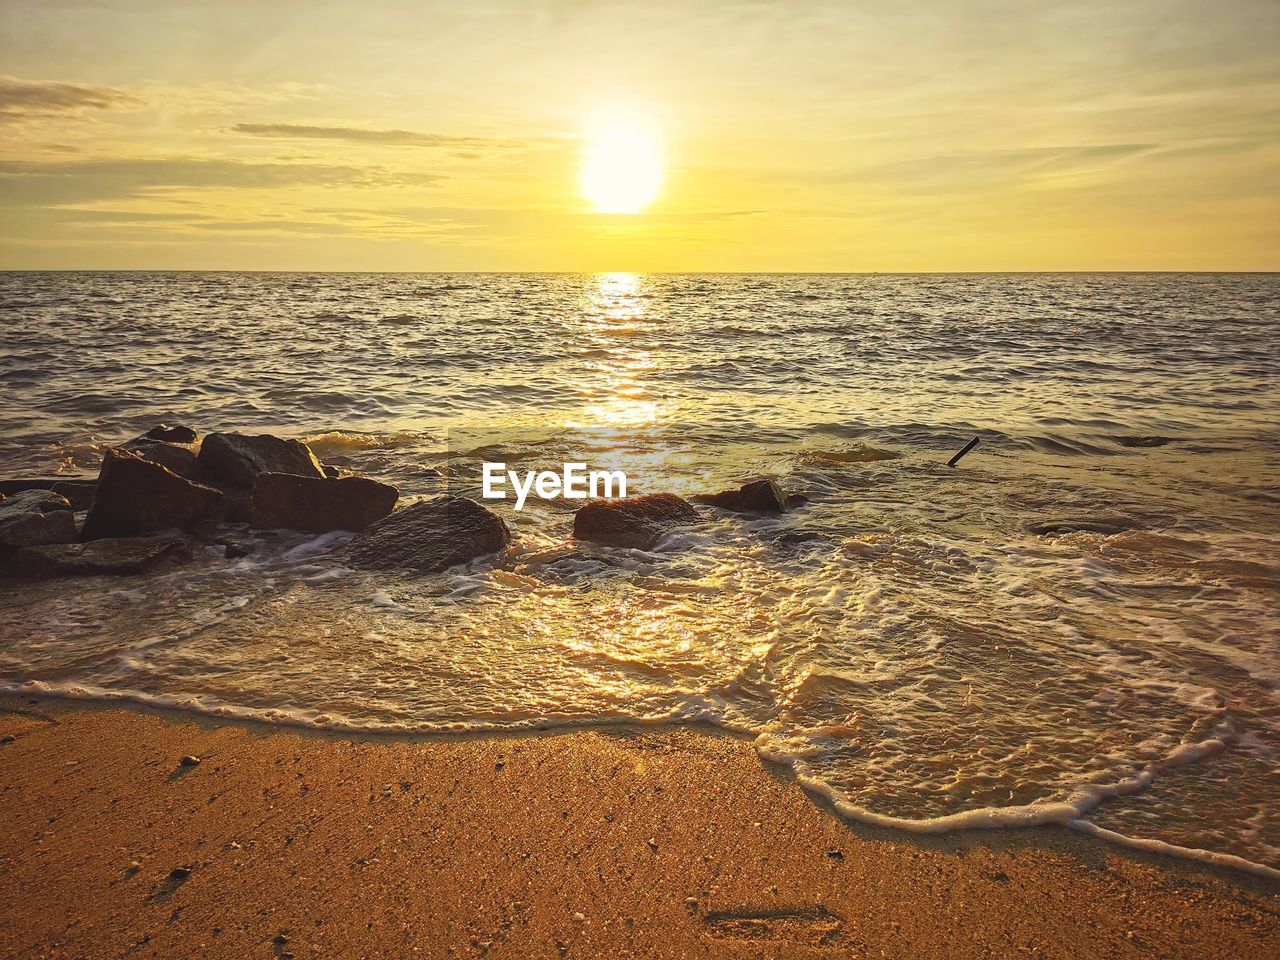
[1113,435,1175,448]
[1027,517,1135,537]
[221,493,254,524]
[223,538,255,559]
[572,494,699,550]
[144,424,198,444]
[691,479,788,513]
[252,473,398,533]
[322,464,342,479]
[191,523,255,558]
[345,496,510,572]
[0,478,97,510]
[196,433,325,490]
[81,448,224,541]
[0,489,76,548]
[122,438,200,478]
[1,537,191,578]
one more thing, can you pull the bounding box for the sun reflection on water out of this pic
[569,272,664,432]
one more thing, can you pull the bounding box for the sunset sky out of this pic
[2,0,1277,271]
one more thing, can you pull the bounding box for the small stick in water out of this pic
[947,436,980,467]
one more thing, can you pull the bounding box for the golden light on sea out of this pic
[580,112,662,214]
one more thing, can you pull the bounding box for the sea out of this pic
[1,271,1277,877]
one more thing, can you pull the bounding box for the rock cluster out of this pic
[0,425,405,579]
[4,422,806,579]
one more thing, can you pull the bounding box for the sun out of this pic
[580,113,662,214]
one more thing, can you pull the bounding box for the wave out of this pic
[6,676,1276,880]
[302,430,433,456]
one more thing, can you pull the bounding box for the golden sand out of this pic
[0,696,1275,959]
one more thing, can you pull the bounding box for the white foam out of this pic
[1067,819,1280,881]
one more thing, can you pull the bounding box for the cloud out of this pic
[231,122,517,148]
[0,157,443,206]
[0,75,143,123]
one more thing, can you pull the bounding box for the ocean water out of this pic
[1,271,1277,877]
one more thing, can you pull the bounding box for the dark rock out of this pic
[572,494,699,550]
[0,478,97,510]
[345,496,510,572]
[1027,517,1135,537]
[0,489,76,548]
[179,755,200,767]
[122,438,200,478]
[1,537,191,578]
[322,464,341,479]
[252,473,398,533]
[196,433,325,490]
[691,479,788,513]
[144,424,198,444]
[53,481,97,510]
[223,538,255,559]
[1113,435,1175,448]
[221,493,253,524]
[81,448,224,541]
[189,521,256,558]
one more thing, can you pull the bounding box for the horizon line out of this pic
[2,268,1278,276]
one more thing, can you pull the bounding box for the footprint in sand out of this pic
[701,905,851,949]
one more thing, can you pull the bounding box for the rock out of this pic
[252,473,398,533]
[0,478,97,510]
[1114,435,1174,448]
[179,755,200,767]
[223,538,255,559]
[691,479,788,513]
[144,423,198,444]
[345,496,510,572]
[1027,517,1134,537]
[190,521,257,559]
[196,433,325,490]
[1,537,191,578]
[122,438,200,478]
[0,489,76,548]
[572,494,698,550]
[81,448,224,541]
[221,493,253,524]
[322,464,341,479]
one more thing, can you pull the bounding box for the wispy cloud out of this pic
[0,157,444,206]
[231,122,517,148]
[0,76,143,123]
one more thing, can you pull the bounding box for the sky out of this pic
[1,0,1277,271]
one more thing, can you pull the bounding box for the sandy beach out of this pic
[0,695,1275,960]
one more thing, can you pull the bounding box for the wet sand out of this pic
[0,696,1275,959]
